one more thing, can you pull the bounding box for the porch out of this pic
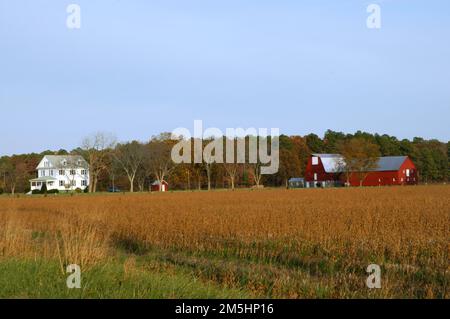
[29,176,58,191]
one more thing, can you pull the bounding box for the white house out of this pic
[29,155,90,192]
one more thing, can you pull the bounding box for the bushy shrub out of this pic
[32,189,41,195]
[40,183,47,194]
[84,187,89,193]
[0,188,4,195]
[47,189,59,194]
[75,188,82,193]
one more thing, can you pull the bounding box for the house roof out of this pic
[38,155,89,169]
[152,180,168,185]
[289,177,304,182]
[312,154,409,173]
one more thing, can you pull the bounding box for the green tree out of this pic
[305,134,324,153]
[323,130,346,153]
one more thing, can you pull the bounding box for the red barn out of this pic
[150,180,169,192]
[304,154,418,187]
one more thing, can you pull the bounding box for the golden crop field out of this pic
[0,185,449,298]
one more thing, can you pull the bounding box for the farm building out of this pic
[304,154,418,187]
[288,177,305,189]
[151,180,169,192]
[29,155,89,192]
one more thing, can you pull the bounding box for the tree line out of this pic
[0,130,448,194]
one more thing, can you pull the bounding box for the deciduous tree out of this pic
[338,137,381,186]
[80,132,116,193]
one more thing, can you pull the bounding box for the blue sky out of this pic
[1,0,449,155]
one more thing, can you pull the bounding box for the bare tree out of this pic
[146,134,176,191]
[80,132,116,193]
[248,162,263,187]
[105,153,122,192]
[223,162,238,190]
[135,171,147,192]
[191,163,203,190]
[203,153,214,191]
[223,137,240,190]
[113,141,146,192]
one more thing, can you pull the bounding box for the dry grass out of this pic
[0,185,448,298]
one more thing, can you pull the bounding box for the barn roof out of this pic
[312,154,409,173]
[152,180,168,185]
[312,154,344,173]
[375,156,409,171]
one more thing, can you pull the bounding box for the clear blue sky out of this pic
[1,0,449,155]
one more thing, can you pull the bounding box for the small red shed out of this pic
[151,180,169,192]
[304,154,418,187]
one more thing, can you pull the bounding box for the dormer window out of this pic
[62,160,67,166]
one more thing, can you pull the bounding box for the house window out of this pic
[314,173,318,181]
[32,182,36,186]
[312,157,319,166]
[81,180,87,186]
[70,170,76,175]
[59,170,65,175]
[50,170,54,176]
[71,180,76,186]
[81,170,87,175]
[406,169,410,177]
[59,181,64,187]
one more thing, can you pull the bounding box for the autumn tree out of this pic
[338,137,381,186]
[447,141,450,182]
[0,156,28,194]
[0,157,9,192]
[275,135,302,188]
